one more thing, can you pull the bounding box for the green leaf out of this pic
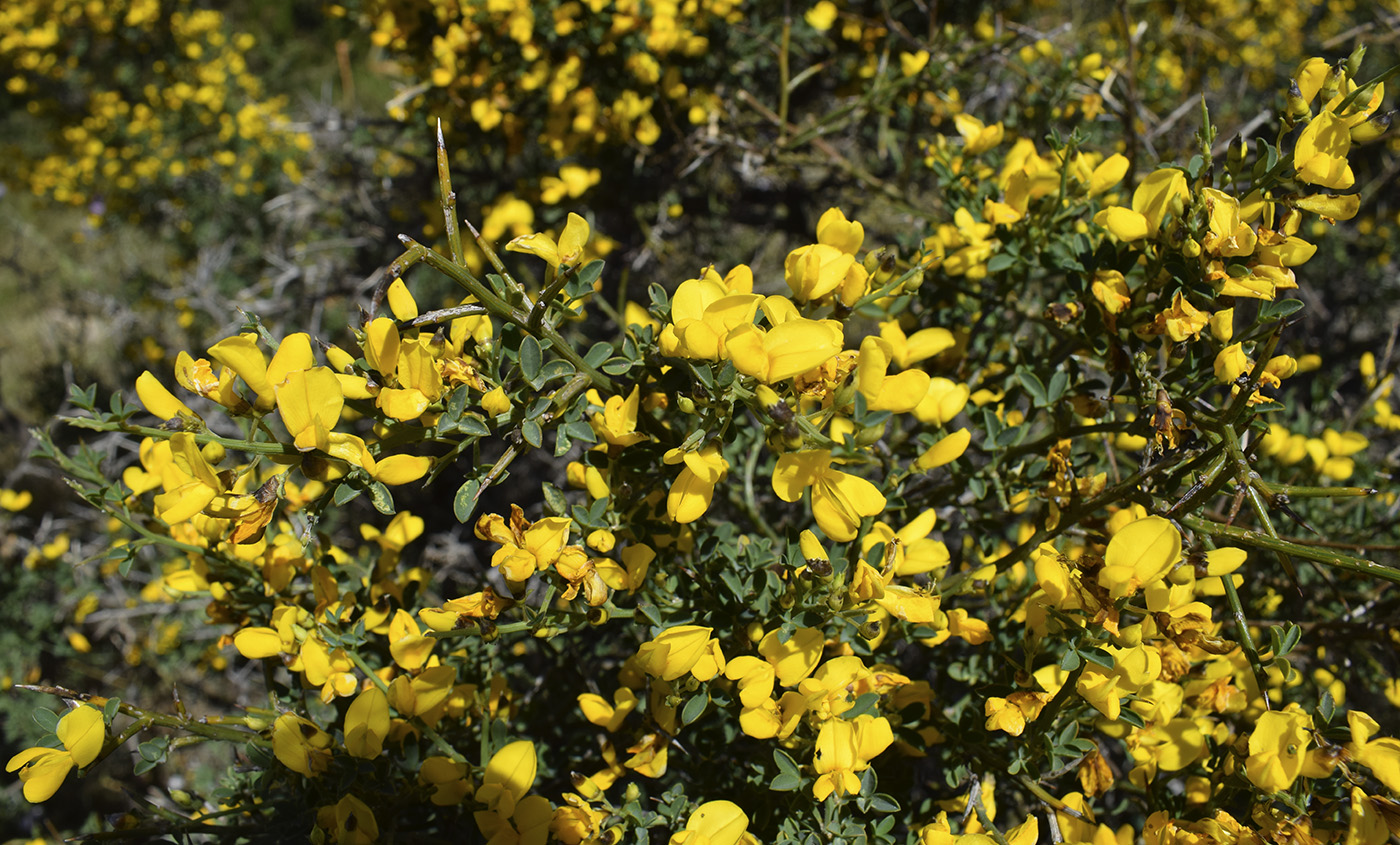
[602,357,633,375]
[563,421,597,445]
[844,691,880,719]
[454,479,481,523]
[1082,647,1115,668]
[33,708,60,734]
[442,384,469,427]
[1259,299,1305,321]
[522,419,543,448]
[585,342,613,368]
[576,259,605,288]
[1318,689,1336,724]
[368,481,394,515]
[537,359,576,385]
[459,415,491,437]
[102,698,121,725]
[1017,369,1048,407]
[333,483,361,506]
[681,693,708,726]
[770,749,801,792]
[519,336,542,384]
[720,569,748,601]
[542,482,568,516]
[987,252,1017,274]
[1270,622,1302,657]
[1047,369,1069,404]
[138,736,169,762]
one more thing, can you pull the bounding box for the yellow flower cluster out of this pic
[363,0,741,154]
[1,0,311,215]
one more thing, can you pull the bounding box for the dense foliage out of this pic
[4,2,1400,844]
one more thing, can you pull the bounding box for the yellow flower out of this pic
[475,504,572,583]
[899,51,930,78]
[636,625,724,682]
[670,800,751,845]
[812,714,894,801]
[344,686,389,760]
[276,367,344,451]
[665,443,730,523]
[589,386,649,448]
[727,315,844,384]
[984,692,1048,736]
[506,212,591,269]
[856,336,931,413]
[916,428,972,470]
[772,450,886,542]
[1088,154,1129,196]
[861,509,950,576]
[1199,188,1257,257]
[1294,111,1355,189]
[1094,206,1149,241]
[1214,343,1252,384]
[318,795,378,845]
[1132,167,1190,235]
[6,705,105,803]
[909,379,969,428]
[578,688,639,732]
[1246,706,1312,793]
[878,320,954,369]
[475,741,553,845]
[135,371,199,424]
[660,274,762,361]
[419,756,472,806]
[1348,710,1400,793]
[1151,292,1211,343]
[1097,515,1181,599]
[804,0,838,31]
[816,207,865,255]
[271,713,332,778]
[954,113,1005,155]
[0,488,33,512]
[208,331,314,411]
[784,243,864,302]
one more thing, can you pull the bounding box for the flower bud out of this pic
[1350,110,1392,145]
[482,386,511,417]
[1226,134,1247,174]
[1320,62,1344,104]
[1285,80,1311,124]
[1346,44,1366,79]
[199,441,226,466]
[1214,343,1252,384]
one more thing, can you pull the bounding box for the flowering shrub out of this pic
[5,6,1400,845]
[0,0,312,221]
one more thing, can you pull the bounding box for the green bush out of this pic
[4,3,1400,844]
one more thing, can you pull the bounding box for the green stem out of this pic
[14,685,268,747]
[1180,514,1400,584]
[1214,545,1274,710]
[61,417,302,458]
[411,242,615,392]
[436,121,464,266]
